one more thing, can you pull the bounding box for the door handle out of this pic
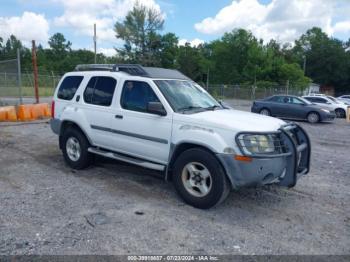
[115,115,123,119]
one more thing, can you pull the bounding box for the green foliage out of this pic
[293,27,350,91]
[160,33,178,68]
[176,43,206,82]
[48,33,72,54]
[0,34,112,75]
[0,5,349,95]
[114,1,164,66]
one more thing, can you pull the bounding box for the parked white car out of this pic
[337,95,350,105]
[50,64,311,209]
[303,95,349,118]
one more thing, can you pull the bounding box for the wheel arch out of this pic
[166,142,224,182]
[59,120,92,149]
[335,107,346,116]
[260,107,271,115]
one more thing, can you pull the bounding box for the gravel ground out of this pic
[0,109,349,255]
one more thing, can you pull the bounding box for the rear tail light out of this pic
[51,100,55,118]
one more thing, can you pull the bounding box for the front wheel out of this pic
[335,108,346,118]
[173,148,230,209]
[259,108,271,116]
[62,128,92,169]
[307,112,320,123]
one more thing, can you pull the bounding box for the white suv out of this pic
[50,64,311,209]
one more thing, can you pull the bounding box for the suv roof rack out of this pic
[113,64,148,76]
[74,64,190,80]
[75,64,114,71]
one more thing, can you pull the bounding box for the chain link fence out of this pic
[207,84,305,108]
[0,71,61,106]
[20,70,61,96]
[0,57,61,106]
[0,58,20,105]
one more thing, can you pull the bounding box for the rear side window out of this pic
[269,96,283,103]
[304,97,316,102]
[83,77,116,106]
[57,76,83,100]
[315,98,327,103]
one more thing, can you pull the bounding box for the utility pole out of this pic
[303,55,306,75]
[206,50,212,90]
[32,40,39,104]
[206,67,210,90]
[17,48,23,104]
[254,65,257,87]
[93,23,97,64]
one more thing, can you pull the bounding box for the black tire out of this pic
[172,148,230,209]
[335,108,346,118]
[62,127,92,169]
[259,108,271,116]
[307,112,320,123]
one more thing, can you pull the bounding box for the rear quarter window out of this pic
[83,76,117,106]
[57,76,84,100]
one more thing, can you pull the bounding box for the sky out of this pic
[0,0,350,56]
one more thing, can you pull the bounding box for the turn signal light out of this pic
[234,155,252,162]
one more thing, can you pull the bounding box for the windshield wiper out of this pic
[204,105,222,111]
[177,106,205,113]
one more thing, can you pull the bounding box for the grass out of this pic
[0,86,54,97]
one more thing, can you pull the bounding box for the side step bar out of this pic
[88,147,165,171]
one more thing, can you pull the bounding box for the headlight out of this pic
[321,109,330,113]
[236,133,279,155]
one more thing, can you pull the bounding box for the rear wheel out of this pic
[259,108,271,116]
[173,148,230,209]
[307,112,319,123]
[62,128,92,169]
[335,108,346,118]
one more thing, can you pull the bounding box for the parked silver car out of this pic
[303,95,349,118]
[337,95,350,105]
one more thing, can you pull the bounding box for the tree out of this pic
[114,1,164,65]
[293,27,349,91]
[177,43,206,82]
[160,33,178,68]
[48,33,72,55]
[208,29,262,84]
[278,63,310,87]
[4,35,23,56]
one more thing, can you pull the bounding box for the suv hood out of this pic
[178,109,286,132]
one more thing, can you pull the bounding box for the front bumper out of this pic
[217,123,311,189]
[320,111,336,122]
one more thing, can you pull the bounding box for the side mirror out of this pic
[147,102,167,116]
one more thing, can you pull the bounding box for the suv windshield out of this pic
[154,80,221,113]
